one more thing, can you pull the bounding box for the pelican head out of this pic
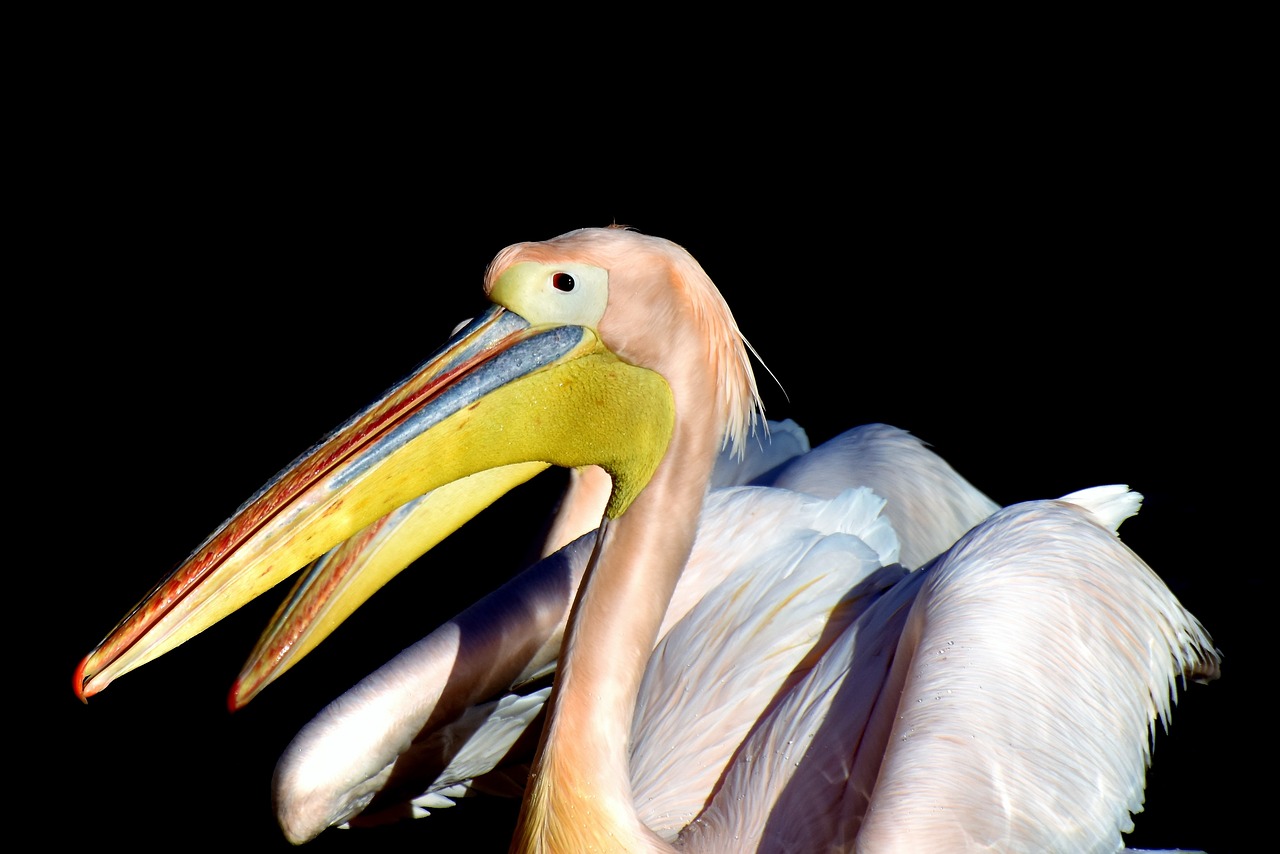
[74,225,759,706]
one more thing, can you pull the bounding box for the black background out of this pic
[38,26,1261,854]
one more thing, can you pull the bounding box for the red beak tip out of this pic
[72,657,93,703]
[227,683,246,714]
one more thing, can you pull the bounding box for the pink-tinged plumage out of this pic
[73,226,1220,853]
[849,488,1218,852]
[491,228,1217,852]
[675,487,1217,853]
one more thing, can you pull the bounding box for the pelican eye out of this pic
[491,261,609,327]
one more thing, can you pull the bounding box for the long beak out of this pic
[75,304,675,702]
[231,490,471,710]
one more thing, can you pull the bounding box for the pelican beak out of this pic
[75,301,675,703]
[230,490,461,709]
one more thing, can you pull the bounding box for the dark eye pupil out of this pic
[552,272,576,292]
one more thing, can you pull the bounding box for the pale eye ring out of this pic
[552,272,576,292]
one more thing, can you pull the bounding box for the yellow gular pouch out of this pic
[392,332,674,521]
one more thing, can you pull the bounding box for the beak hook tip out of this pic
[72,657,93,703]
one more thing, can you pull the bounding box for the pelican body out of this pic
[75,226,1219,853]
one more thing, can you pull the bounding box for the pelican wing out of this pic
[631,485,905,840]
[678,488,1219,853]
[758,422,1000,570]
[675,562,926,853]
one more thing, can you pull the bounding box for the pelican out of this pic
[74,226,1219,852]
